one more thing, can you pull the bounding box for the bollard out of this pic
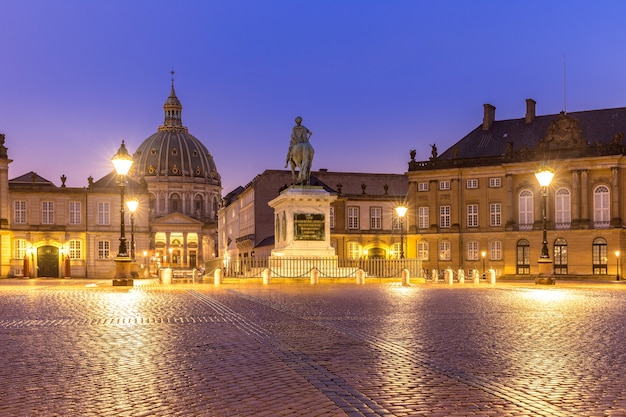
[262,268,271,285]
[432,268,439,283]
[488,268,496,284]
[458,268,465,284]
[356,269,365,285]
[444,268,454,285]
[472,268,480,284]
[401,269,411,286]
[160,268,172,285]
[310,268,319,285]
[214,268,222,286]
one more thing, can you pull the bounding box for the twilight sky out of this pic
[2,1,626,194]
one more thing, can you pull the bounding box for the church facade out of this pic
[406,99,626,279]
[0,84,221,278]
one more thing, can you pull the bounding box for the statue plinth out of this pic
[268,186,336,258]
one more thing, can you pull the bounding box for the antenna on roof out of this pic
[563,55,567,114]
[170,69,175,89]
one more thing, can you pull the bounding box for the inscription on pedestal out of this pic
[294,213,325,241]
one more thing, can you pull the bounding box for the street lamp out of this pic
[481,250,486,279]
[615,250,619,281]
[534,165,555,284]
[395,205,408,259]
[111,140,134,286]
[126,198,139,261]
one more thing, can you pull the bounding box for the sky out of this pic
[2,1,626,194]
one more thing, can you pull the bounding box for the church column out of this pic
[198,232,204,264]
[571,170,580,224]
[183,233,188,267]
[580,170,589,226]
[611,167,621,226]
[165,232,171,266]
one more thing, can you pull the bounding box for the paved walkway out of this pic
[1,278,625,416]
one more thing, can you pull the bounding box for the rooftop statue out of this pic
[285,116,314,185]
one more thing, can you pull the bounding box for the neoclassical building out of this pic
[0,83,221,278]
[406,99,626,279]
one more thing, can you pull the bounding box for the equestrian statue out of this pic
[285,116,315,186]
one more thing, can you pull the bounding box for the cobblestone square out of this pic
[0,279,625,416]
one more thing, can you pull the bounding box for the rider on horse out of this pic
[285,116,312,168]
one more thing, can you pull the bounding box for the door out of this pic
[37,246,59,277]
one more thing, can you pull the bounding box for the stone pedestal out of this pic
[268,186,337,258]
[535,258,555,285]
[113,257,134,286]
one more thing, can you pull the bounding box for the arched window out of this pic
[516,239,530,275]
[592,237,608,275]
[554,238,568,275]
[593,185,610,228]
[518,189,534,230]
[170,193,181,213]
[194,194,204,218]
[555,188,571,229]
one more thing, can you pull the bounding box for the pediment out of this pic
[537,112,586,150]
[151,212,204,226]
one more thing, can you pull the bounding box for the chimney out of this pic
[525,98,536,124]
[482,104,496,131]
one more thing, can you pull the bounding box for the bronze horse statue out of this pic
[288,141,314,186]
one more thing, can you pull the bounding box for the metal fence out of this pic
[205,257,423,279]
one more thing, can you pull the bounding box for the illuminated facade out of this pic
[0,84,221,278]
[406,99,626,279]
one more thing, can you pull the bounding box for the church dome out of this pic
[132,84,220,185]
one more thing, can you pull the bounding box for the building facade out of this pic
[218,169,408,263]
[406,99,626,279]
[0,83,221,278]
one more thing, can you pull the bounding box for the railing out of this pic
[205,257,423,279]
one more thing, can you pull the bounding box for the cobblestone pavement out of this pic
[1,279,626,416]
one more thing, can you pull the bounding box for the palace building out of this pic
[0,83,221,278]
[406,99,626,279]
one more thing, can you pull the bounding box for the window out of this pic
[439,240,451,260]
[347,241,361,259]
[97,202,110,225]
[518,189,533,230]
[14,201,26,224]
[593,185,610,228]
[592,237,608,274]
[418,182,429,192]
[490,240,502,261]
[347,207,360,229]
[42,201,54,224]
[516,239,530,275]
[554,238,568,275]
[392,243,402,259]
[489,203,501,227]
[392,215,401,231]
[467,204,478,227]
[14,239,27,259]
[439,180,451,190]
[555,188,571,229]
[329,206,335,229]
[418,207,429,229]
[466,179,478,189]
[466,240,479,261]
[68,239,82,259]
[69,201,81,225]
[194,195,203,216]
[370,207,382,230]
[489,177,502,188]
[417,241,429,260]
[439,206,451,228]
[97,240,110,259]
[170,193,181,212]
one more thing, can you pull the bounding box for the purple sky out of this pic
[2,1,626,194]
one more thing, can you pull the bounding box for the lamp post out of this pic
[481,250,486,278]
[126,199,138,261]
[395,205,408,259]
[111,140,134,286]
[616,250,621,281]
[534,165,555,284]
